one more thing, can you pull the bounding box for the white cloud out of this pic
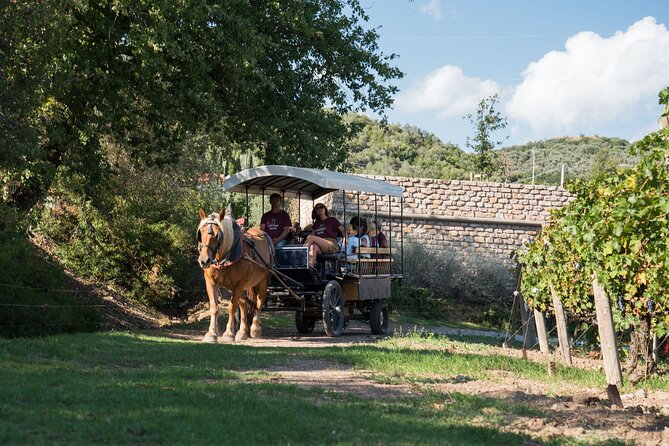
[396,65,501,118]
[507,17,669,134]
[420,0,443,21]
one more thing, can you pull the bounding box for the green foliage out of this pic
[1,0,402,209]
[398,239,515,327]
[342,113,632,185]
[517,117,669,337]
[499,136,633,184]
[390,285,448,319]
[344,114,473,179]
[0,207,101,337]
[34,155,203,308]
[465,94,508,177]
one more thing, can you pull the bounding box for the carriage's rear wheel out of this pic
[295,310,317,334]
[369,300,388,335]
[322,280,345,337]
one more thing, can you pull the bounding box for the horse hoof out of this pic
[235,331,248,342]
[220,331,234,342]
[250,327,262,338]
[202,333,218,343]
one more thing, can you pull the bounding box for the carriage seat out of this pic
[346,247,393,275]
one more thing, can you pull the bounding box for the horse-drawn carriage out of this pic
[197,165,404,342]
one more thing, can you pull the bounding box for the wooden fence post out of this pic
[534,309,550,354]
[549,281,572,366]
[518,293,538,350]
[592,278,624,407]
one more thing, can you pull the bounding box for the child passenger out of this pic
[346,217,371,260]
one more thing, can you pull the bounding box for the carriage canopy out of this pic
[223,165,404,200]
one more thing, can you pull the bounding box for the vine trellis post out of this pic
[549,281,572,366]
[592,278,624,407]
[533,310,550,354]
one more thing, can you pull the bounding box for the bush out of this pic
[396,238,516,327]
[389,285,449,319]
[0,206,101,337]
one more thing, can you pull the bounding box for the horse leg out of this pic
[221,290,236,342]
[203,279,220,343]
[234,287,250,342]
[250,279,268,338]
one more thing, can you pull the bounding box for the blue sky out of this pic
[364,0,669,149]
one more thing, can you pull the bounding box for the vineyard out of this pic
[517,89,669,388]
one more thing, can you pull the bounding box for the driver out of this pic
[260,193,292,248]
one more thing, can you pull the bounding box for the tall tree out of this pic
[465,94,507,178]
[1,0,403,209]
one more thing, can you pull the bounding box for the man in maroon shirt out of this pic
[260,193,292,248]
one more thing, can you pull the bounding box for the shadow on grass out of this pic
[0,332,639,445]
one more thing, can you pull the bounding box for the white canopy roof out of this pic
[223,165,404,200]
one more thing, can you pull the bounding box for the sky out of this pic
[363,0,669,149]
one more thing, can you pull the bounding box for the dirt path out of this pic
[165,319,669,446]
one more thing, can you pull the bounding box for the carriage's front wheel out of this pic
[369,300,388,335]
[322,280,345,337]
[295,310,316,334]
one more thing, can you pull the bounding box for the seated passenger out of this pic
[345,222,371,260]
[348,216,370,256]
[260,193,292,248]
[367,221,388,258]
[303,203,344,268]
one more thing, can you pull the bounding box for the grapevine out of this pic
[516,88,669,380]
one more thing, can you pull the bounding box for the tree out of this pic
[1,0,403,210]
[465,94,507,178]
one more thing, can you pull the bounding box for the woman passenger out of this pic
[304,203,344,268]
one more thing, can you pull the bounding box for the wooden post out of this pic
[592,278,624,407]
[518,293,538,350]
[534,309,550,354]
[504,291,520,348]
[549,281,572,366]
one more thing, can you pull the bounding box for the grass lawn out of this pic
[0,330,647,445]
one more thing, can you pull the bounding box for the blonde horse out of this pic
[196,208,273,342]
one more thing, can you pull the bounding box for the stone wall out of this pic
[298,175,573,265]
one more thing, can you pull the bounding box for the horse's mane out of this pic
[217,212,235,259]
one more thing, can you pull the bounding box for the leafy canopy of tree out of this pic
[1,0,402,209]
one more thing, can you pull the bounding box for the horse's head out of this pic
[197,208,228,269]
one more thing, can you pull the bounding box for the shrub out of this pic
[0,206,101,337]
[396,238,516,327]
[388,285,448,319]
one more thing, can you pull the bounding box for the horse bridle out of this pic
[196,215,225,257]
[196,214,241,265]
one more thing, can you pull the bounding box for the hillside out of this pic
[499,136,634,185]
[344,114,635,185]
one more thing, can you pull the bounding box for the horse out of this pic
[196,207,274,342]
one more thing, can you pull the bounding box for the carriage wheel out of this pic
[322,280,345,337]
[369,300,389,335]
[295,311,316,334]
